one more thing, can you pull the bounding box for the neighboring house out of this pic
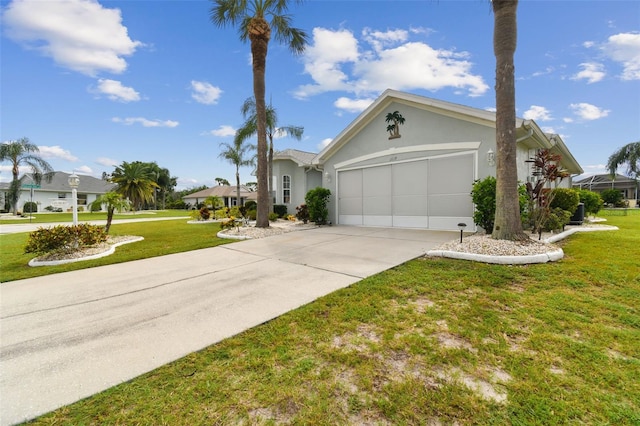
[182,185,257,209]
[273,89,583,231]
[0,171,115,213]
[573,174,639,207]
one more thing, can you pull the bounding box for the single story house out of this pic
[182,184,257,209]
[573,174,638,207]
[0,171,115,213]
[273,89,583,231]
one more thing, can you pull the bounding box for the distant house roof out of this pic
[573,173,637,189]
[273,149,317,167]
[182,185,257,201]
[0,172,115,193]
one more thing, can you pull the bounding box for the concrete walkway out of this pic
[0,226,456,426]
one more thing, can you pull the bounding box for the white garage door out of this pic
[337,154,474,230]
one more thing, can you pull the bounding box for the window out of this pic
[77,194,87,205]
[58,193,67,199]
[283,175,291,204]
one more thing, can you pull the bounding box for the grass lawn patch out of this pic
[27,215,640,424]
[0,209,190,224]
[0,219,229,283]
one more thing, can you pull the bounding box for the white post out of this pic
[68,173,80,226]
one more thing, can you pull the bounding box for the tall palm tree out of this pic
[219,139,254,207]
[607,141,640,178]
[491,0,527,241]
[110,161,158,211]
[211,0,307,227]
[235,96,304,212]
[0,137,54,214]
[90,191,130,234]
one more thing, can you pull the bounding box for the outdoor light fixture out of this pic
[487,149,495,167]
[457,222,467,243]
[68,173,79,226]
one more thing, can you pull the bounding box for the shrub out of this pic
[601,189,625,207]
[296,204,309,224]
[244,200,257,211]
[273,204,287,218]
[247,209,257,220]
[470,176,496,232]
[268,212,279,222]
[220,216,239,230]
[214,207,230,219]
[287,214,296,222]
[23,201,37,213]
[544,207,572,232]
[550,188,580,215]
[229,206,241,218]
[199,207,211,220]
[24,224,107,255]
[305,187,331,225]
[576,189,603,216]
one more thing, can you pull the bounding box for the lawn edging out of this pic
[28,237,144,267]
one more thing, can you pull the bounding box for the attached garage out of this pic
[337,153,475,230]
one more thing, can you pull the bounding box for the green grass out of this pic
[0,209,190,224]
[26,215,640,425]
[0,219,229,282]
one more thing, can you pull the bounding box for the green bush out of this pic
[576,189,603,216]
[544,207,572,232]
[470,176,496,232]
[268,212,279,221]
[247,209,257,220]
[550,188,580,215]
[601,189,624,207]
[305,187,331,225]
[214,207,230,219]
[23,201,37,213]
[273,204,288,218]
[244,200,257,211]
[199,207,211,220]
[24,224,107,255]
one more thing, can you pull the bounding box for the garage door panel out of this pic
[363,166,391,196]
[392,195,427,216]
[338,169,363,217]
[428,155,474,195]
[392,161,428,196]
[428,194,474,216]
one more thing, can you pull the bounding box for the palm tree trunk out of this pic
[491,0,527,241]
[250,20,271,228]
[236,168,241,207]
[268,137,274,213]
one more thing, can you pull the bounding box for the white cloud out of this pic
[569,103,610,120]
[96,157,118,167]
[334,97,375,113]
[571,62,606,84]
[37,145,78,161]
[295,27,488,100]
[208,125,236,137]
[603,32,640,80]
[93,79,140,102]
[523,105,553,121]
[190,80,222,105]
[112,117,179,128]
[2,0,143,76]
[75,165,93,174]
[318,138,332,151]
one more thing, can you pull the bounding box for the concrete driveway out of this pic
[0,226,456,425]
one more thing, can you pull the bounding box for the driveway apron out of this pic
[0,226,455,425]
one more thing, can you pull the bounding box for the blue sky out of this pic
[1,0,639,190]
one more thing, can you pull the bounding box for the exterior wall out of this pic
[13,189,103,212]
[321,101,497,225]
[272,159,319,211]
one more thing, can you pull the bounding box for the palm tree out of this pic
[219,139,254,206]
[0,137,54,214]
[110,161,158,211]
[607,141,640,178]
[211,0,307,227]
[491,0,527,241]
[235,96,304,212]
[90,192,130,234]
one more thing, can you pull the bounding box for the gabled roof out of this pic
[0,172,115,193]
[273,149,316,167]
[312,89,583,175]
[182,185,256,200]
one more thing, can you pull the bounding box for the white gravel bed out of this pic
[218,220,318,239]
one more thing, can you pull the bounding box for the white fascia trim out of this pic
[332,142,481,170]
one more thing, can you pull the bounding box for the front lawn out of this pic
[0,219,229,283]
[28,215,640,424]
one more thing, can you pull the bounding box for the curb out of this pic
[426,248,564,265]
[216,231,252,240]
[29,237,145,267]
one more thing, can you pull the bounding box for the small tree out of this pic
[525,149,570,239]
[576,189,603,216]
[204,195,223,210]
[305,187,331,225]
[91,192,130,234]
